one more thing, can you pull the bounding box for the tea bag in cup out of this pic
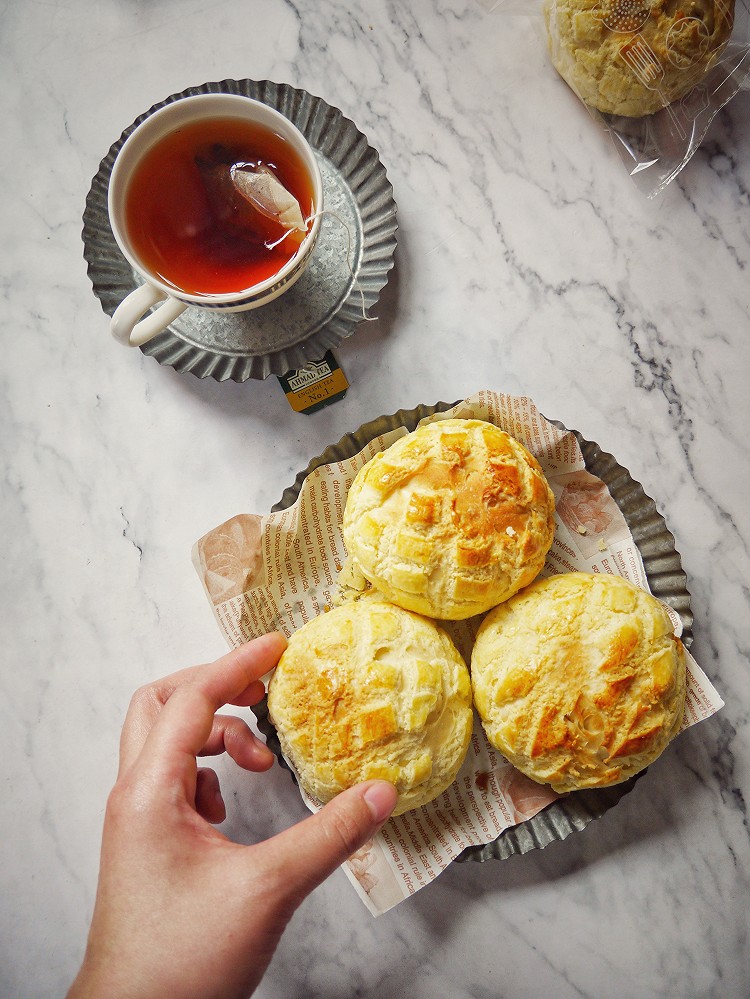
[197,146,307,245]
[232,164,306,238]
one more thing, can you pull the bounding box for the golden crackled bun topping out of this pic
[544,0,735,117]
[342,419,555,620]
[471,572,686,792]
[267,597,473,815]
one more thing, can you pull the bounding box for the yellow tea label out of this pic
[278,352,349,414]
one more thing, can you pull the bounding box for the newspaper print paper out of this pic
[193,391,723,914]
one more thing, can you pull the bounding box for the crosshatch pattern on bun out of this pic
[342,419,556,620]
[267,596,473,815]
[544,0,735,117]
[471,572,686,792]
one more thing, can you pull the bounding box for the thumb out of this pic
[259,780,397,905]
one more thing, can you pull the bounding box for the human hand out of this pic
[67,634,397,999]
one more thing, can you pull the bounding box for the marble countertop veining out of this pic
[2,1,749,997]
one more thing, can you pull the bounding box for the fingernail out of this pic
[362,781,398,824]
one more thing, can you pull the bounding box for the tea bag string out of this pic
[267,210,377,323]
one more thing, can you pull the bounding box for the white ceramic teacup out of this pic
[107,93,323,347]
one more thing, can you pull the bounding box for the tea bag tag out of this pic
[231,164,306,234]
[277,351,349,414]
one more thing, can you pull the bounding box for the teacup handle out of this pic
[111,283,188,347]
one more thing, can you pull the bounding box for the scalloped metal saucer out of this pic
[82,79,398,382]
[254,401,693,863]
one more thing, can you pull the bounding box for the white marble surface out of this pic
[2,0,749,996]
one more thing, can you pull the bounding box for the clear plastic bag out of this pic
[483,1,750,196]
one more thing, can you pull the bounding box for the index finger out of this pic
[120,632,287,777]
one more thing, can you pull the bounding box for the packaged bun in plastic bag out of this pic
[484,0,750,196]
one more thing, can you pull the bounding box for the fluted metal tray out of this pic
[254,401,693,863]
[82,79,398,381]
